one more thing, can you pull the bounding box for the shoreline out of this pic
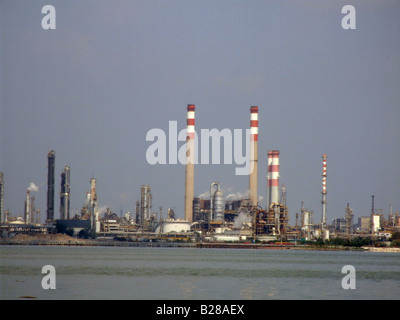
[1,239,399,252]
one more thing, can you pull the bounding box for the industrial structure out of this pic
[0,172,4,223]
[189,108,290,241]
[267,150,280,209]
[210,182,224,222]
[321,154,328,238]
[140,185,152,227]
[184,104,195,222]
[60,165,71,220]
[300,202,314,240]
[1,105,399,244]
[254,150,289,239]
[249,106,258,208]
[46,150,55,221]
[24,190,31,224]
[345,203,354,237]
[89,178,100,233]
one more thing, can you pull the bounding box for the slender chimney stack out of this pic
[249,106,258,207]
[0,172,4,223]
[321,154,327,231]
[25,190,31,223]
[46,150,55,221]
[90,178,98,232]
[267,150,280,209]
[184,104,195,222]
[90,178,97,209]
[60,165,70,220]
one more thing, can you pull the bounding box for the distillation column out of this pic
[60,165,70,220]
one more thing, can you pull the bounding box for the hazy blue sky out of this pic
[1,0,399,224]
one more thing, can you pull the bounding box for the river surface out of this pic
[1,246,399,300]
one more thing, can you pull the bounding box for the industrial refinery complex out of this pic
[0,105,399,246]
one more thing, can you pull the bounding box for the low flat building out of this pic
[0,222,53,237]
[56,219,91,235]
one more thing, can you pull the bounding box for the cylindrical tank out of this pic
[155,219,191,234]
[303,211,311,226]
[210,182,224,222]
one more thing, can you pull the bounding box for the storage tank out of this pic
[155,219,191,234]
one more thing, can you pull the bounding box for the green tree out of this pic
[391,232,400,241]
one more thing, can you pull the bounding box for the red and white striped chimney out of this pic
[322,154,327,195]
[321,154,327,231]
[184,104,195,222]
[267,150,280,209]
[249,106,258,207]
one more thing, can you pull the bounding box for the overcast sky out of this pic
[1,0,399,224]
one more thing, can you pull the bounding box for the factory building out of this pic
[355,216,372,233]
[56,219,91,236]
[3,104,400,244]
[187,106,290,241]
[155,219,191,234]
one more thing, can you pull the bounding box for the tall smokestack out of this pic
[90,178,99,232]
[249,106,258,207]
[90,178,97,210]
[46,150,55,221]
[184,104,195,222]
[321,154,327,231]
[0,172,4,223]
[25,190,31,223]
[267,150,280,209]
[60,165,70,220]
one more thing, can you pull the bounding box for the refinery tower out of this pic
[46,150,55,221]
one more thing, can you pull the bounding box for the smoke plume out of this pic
[27,182,39,192]
[233,210,251,229]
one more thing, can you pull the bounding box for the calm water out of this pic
[1,246,399,300]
